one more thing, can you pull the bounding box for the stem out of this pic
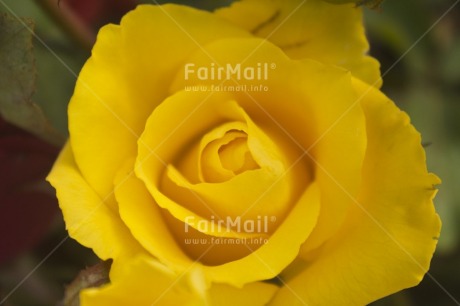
[34,0,96,50]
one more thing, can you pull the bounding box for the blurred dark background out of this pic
[0,0,458,305]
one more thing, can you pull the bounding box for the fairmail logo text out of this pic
[184,62,275,81]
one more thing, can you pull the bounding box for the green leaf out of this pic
[441,38,460,84]
[0,12,64,146]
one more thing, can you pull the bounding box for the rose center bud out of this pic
[199,124,260,183]
[218,134,259,174]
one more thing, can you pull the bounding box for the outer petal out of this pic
[209,282,278,306]
[270,79,441,305]
[46,143,143,260]
[216,0,382,87]
[80,256,205,306]
[81,255,278,306]
[69,4,251,200]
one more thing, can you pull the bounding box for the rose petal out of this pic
[80,255,205,306]
[209,282,278,306]
[46,143,144,260]
[81,255,278,306]
[270,79,441,305]
[114,158,201,269]
[216,0,382,87]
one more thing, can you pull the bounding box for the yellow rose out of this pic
[47,2,440,305]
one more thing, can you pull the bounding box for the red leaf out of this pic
[63,0,138,30]
[0,117,59,265]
